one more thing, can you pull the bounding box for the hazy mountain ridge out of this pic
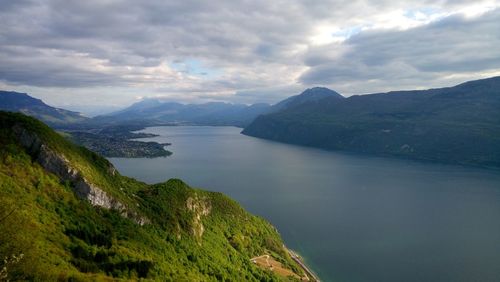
[94,100,272,127]
[0,91,88,126]
[243,76,500,167]
[92,88,342,127]
[0,87,344,129]
[0,111,303,281]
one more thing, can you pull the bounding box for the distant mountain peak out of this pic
[304,86,337,92]
[271,86,344,112]
[300,87,343,99]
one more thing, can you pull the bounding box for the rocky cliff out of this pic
[11,123,149,225]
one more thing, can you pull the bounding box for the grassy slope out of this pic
[0,112,301,281]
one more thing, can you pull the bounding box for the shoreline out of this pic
[286,248,320,282]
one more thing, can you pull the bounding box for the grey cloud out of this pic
[0,46,122,87]
[1,0,499,106]
[300,9,500,90]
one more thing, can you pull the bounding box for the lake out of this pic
[109,126,500,282]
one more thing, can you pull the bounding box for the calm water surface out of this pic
[109,126,500,282]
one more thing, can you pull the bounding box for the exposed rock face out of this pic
[186,195,211,240]
[12,124,149,225]
[74,179,121,209]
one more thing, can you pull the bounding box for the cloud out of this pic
[0,0,499,109]
[299,8,500,94]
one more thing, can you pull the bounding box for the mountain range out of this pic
[0,87,341,129]
[2,77,500,167]
[89,87,339,127]
[243,76,500,167]
[94,101,270,127]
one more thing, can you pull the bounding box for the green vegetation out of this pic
[243,76,500,167]
[0,111,302,281]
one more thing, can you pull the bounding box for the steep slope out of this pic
[0,112,304,281]
[0,91,88,126]
[243,77,500,167]
[94,100,272,127]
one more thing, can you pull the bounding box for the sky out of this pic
[1,0,500,115]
